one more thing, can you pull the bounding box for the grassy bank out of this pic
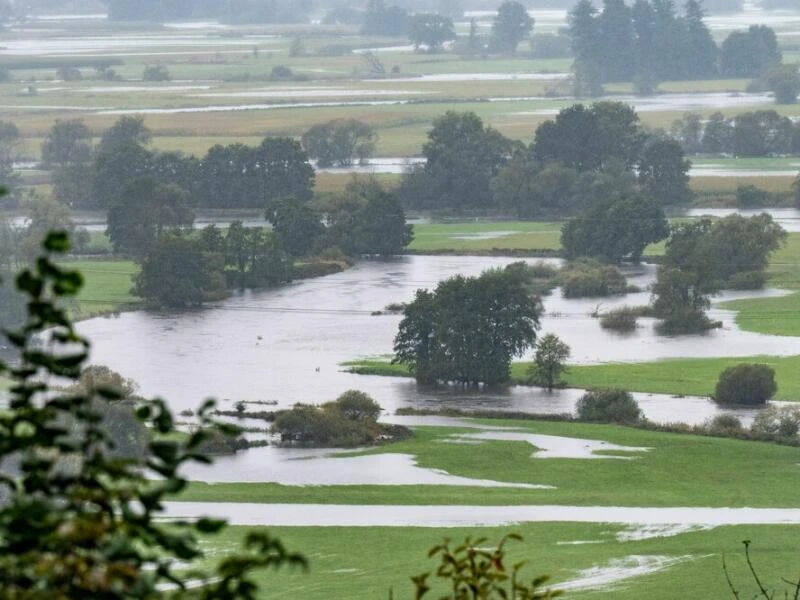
[201,523,800,600]
[344,356,800,401]
[64,259,141,319]
[179,420,800,508]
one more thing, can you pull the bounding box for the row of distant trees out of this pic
[568,0,791,97]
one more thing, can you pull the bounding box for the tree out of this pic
[0,120,20,197]
[561,192,669,263]
[763,63,800,104]
[0,230,306,597]
[134,234,227,308]
[651,265,717,333]
[683,0,718,79]
[596,0,635,82]
[266,199,325,257]
[530,333,570,391]
[41,119,92,168]
[17,195,77,263]
[106,177,194,256]
[720,25,781,78]
[301,119,377,167]
[251,137,315,205]
[701,112,732,154]
[142,64,170,81]
[568,0,603,97]
[221,222,293,288]
[714,364,777,406]
[490,1,533,54]
[730,110,793,157]
[98,115,151,153]
[393,264,542,385]
[637,138,692,205]
[358,187,414,255]
[408,13,456,52]
[405,111,514,211]
[361,0,410,35]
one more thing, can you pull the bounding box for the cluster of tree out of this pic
[393,263,542,386]
[401,103,693,218]
[108,0,312,24]
[557,258,633,297]
[301,119,377,168]
[670,110,800,156]
[271,390,410,447]
[651,213,786,333]
[568,1,781,96]
[48,116,315,210]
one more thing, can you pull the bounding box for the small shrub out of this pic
[599,306,642,332]
[143,64,170,81]
[559,259,628,298]
[656,309,721,335]
[705,413,744,436]
[727,270,767,290]
[751,405,800,439]
[714,364,777,406]
[575,388,642,424]
[271,65,293,79]
[735,184,771,208]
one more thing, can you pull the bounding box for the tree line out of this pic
[670,110,800,157]
[400,102,692,220]
[568,0,785,96]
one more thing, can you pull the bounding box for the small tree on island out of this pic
[529,333,570,391]
[393,264,542,386]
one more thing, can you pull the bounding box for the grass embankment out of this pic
[179,420,800,508]
[202,523,800,600]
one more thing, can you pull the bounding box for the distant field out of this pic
[63,259,140,319]
[409,221,562,253]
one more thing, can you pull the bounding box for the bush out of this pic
[751,404,800,439]
[727,270,767,290]
[714,363,777,406]
[575,388,642,424]
[143,65,170,81]
[271,65,293,79]
[705,413,744,436]
[599,306,645,332]
[558,259,628,298]
[735,184,771,208]
[655,309,721,335]
[272,390,396,447]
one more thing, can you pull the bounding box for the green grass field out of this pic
[197,523,800,600]
[180,420,800,507]
[409,221,562,253]
[63,259,140,319]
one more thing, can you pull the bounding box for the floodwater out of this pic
[511,93,773,116]
[78,256,799,422]
[96,99,409,115]
[189,89,435,99]
[684,207,800,232]
[557,555,694,592]
[370,73,570,83]
[162,502,800,527]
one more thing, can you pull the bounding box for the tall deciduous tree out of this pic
[561,192,669,263]
[490,1,533,54]
[394,264,542,385]
[530,333,570,390]
[637,138,693,205]
[301,119,377,167]
[720,25,781,78]
[41,119,92,168]
[409,13,455,52]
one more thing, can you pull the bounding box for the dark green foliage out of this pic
[557,259,628,298]
[529,33,571,58]
[143,64,170,81]
[727,270,767,290]
[133,235,228,308]
[735,184,771,208]
[568,0,718,93]
[714,364,777,406]
[664,214,786,289]
[219,222,293,288]
[409,13,456,52]
[402,111,514,211]
[394,263,542,385]
[106,177,194,257]
[575,388,642,424]
[411,535,561,599]
[720,25,781,78]
[751,405,800,440]
[529,333,570,391]
[41,118,92,168]
[560,193,668,263]
[599,306,646,332]
[651,265,719,334]
[271,390,397,447]
[361,0,409,35]
[762,63,800,104]
[0,230,306,597]
[266,199,325,257]
[705,414,744,437]
[637,138,693,205]
[301,119,376,168]
[490,1,533,54]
